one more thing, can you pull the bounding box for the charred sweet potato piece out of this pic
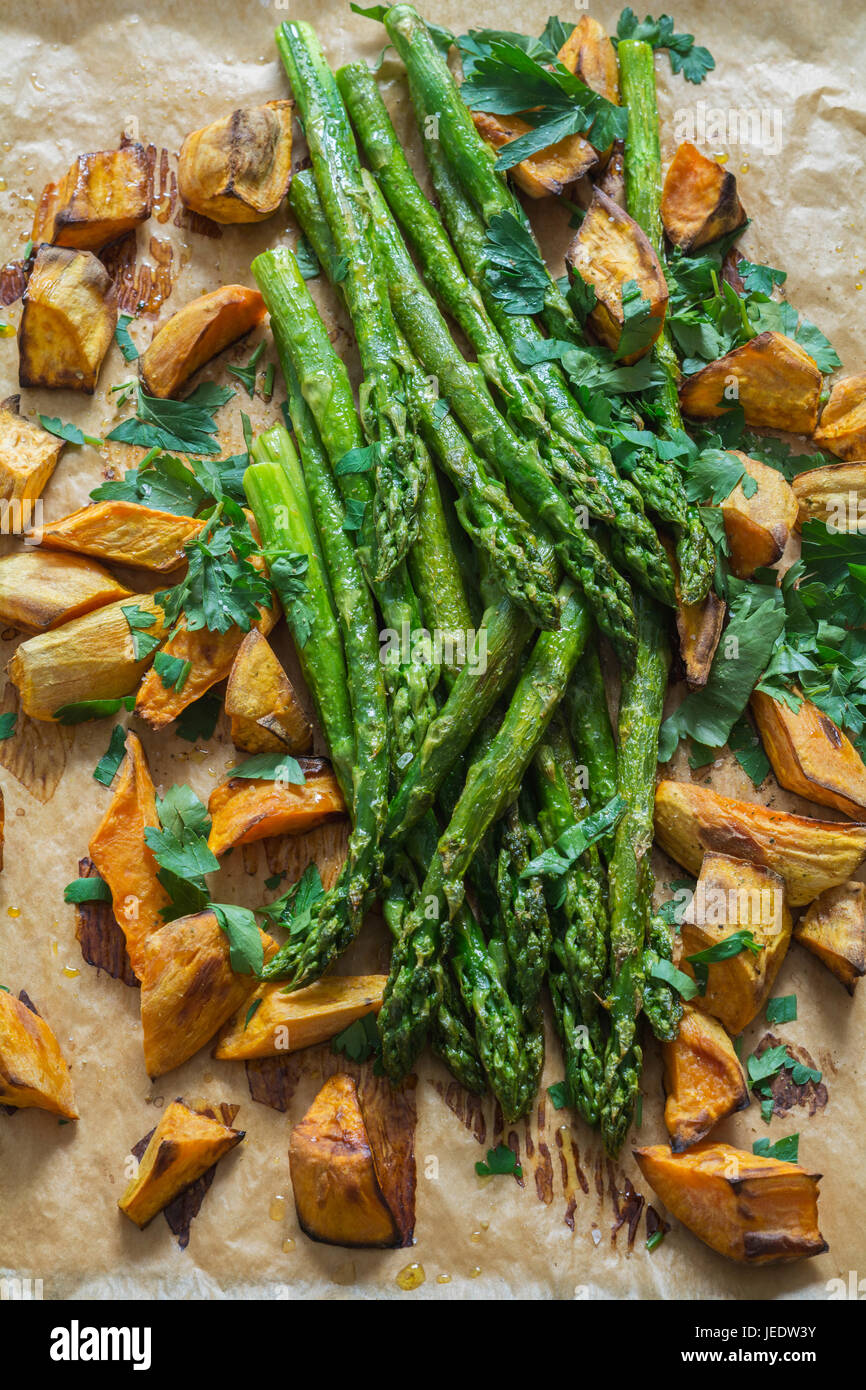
[679,332,822,434]
[566,189,668,361]
[33,144,151,251]
[471,111,598,199]
[634,1141,827,1264]
[794,881,866,993]
[556,15,619,105]
[595,140,625,207]
[88,731,169,979]
[19,246,116,394]
[813,372,866,459]
[680,852,792,1034]
[7,593,165,721]
[719,451,798,578]
[0,403,64,503]
[663,1006,748,1150]
[792,461,866,529]
[0,990,77,1119]
[224,629,312,755]
[207,759,347,856]
[214,976,386,1060]
[654,780,866,906]
[0,551,131,633]
[178,102,293,224]
[660,142,745,252]
[39,501,203,572]
[139,286,265,399]
[751,689,866,819]
[290,1074,400,1248]
[118,1098,244,1228]
[139,911,277,1078]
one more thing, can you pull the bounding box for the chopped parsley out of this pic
[92,725,128,788]
[475,1143,522,1178]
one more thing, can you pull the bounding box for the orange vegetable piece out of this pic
[662,1005,748,1150]
[207,759,347,856]
[118,1098,244,1228]
[39,501,204,572]
[0,990,78,1119]
[139,286,266,399]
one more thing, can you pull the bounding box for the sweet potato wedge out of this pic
[0,403,64,504]
[557,14,619,105]
[139,911,277,1078]
[792,461,866,529]
[470,111,598,199]
[32,144,151,251]
[751,689,866,819]
[289,1074,400,1248]
[139,286,266,399]
[595,140,625,207]
[18,245,116,393]
[0,551,131,633]
[679,332,822,434]
[178,101,293,223]
[566,188,668,361]
[680,852,791,1034]
[719,451,798,578]
[660,141,745,252]
[88,730,169,979]
[813,373,866,460]
[794,881,866,994]
[7,593,165,721]
[207,759,347,856]
[118,1098,244,1228]
[214,976,387,1060]
[663,1005,749,1150]
[0,990,77,1119]
[654,779,866,906]
[38,500,203,572]
[224,628,312,755]
[634,1141,827,1264]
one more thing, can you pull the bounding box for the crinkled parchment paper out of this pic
[0,0,864,1301]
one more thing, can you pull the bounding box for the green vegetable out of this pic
[106,381,234,455]
[226,341,266,397]
[766,994,797,1025]
[228,753,305,784]
[475,1143,522,1178]
[686,928,762,993]
[53,697,136,725]
[753,1134,799,1163]
[92,724,127,788]
[114,314,139,362]
[615,8,714,84]
[210,903,264,975]
[175,694,221,742]
[331,1012,380,1063]
[38,415,102,448]
[0,711,17,740]
[63,876,111,904]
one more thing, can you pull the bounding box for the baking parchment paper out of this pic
[0,0,864,1301]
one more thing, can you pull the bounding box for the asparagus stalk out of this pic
[244,432,354,806]
[642,912,684,1042]
[356,168,637,662]
[288,169,559,633]
[618,38,716,604]
[251,409,389,989]
[564,639,619,821]
[251,245,437,767]
[601,592,670,1154]
[275,20,424,581]
[380,581,590,1078]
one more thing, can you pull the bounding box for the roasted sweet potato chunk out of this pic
[178,102,293,223]
[139,911,277,1078]
[0,404,64,504]
[634,1141,827,1264]
[214,976,386,1060]
[660,141,745,252]
[118,1098,244,1228]
[0,990,77,1119]
[207,760,347,856]
[290,1074,400,1248]
[139,286,265,399]
[792,461,866,529]
[719,451,798,578]
[557,15,619,104]
[19,246,116,394]
[794,881,866,994]
[595,140,625,207]
[39,500,203,572]
[680,852,791,1034]
[33,144,151,251]
[751,689,866,819]
[88,731,169,979]
[663,1006,748,1150]
[7,593,165,721]
[679,332,822,434]
[813,373,866,460]
[0,551,131,633]
[654,780,866,906]
[224,628,312,755]
[471,110,598,199]
[566,189,668,361]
